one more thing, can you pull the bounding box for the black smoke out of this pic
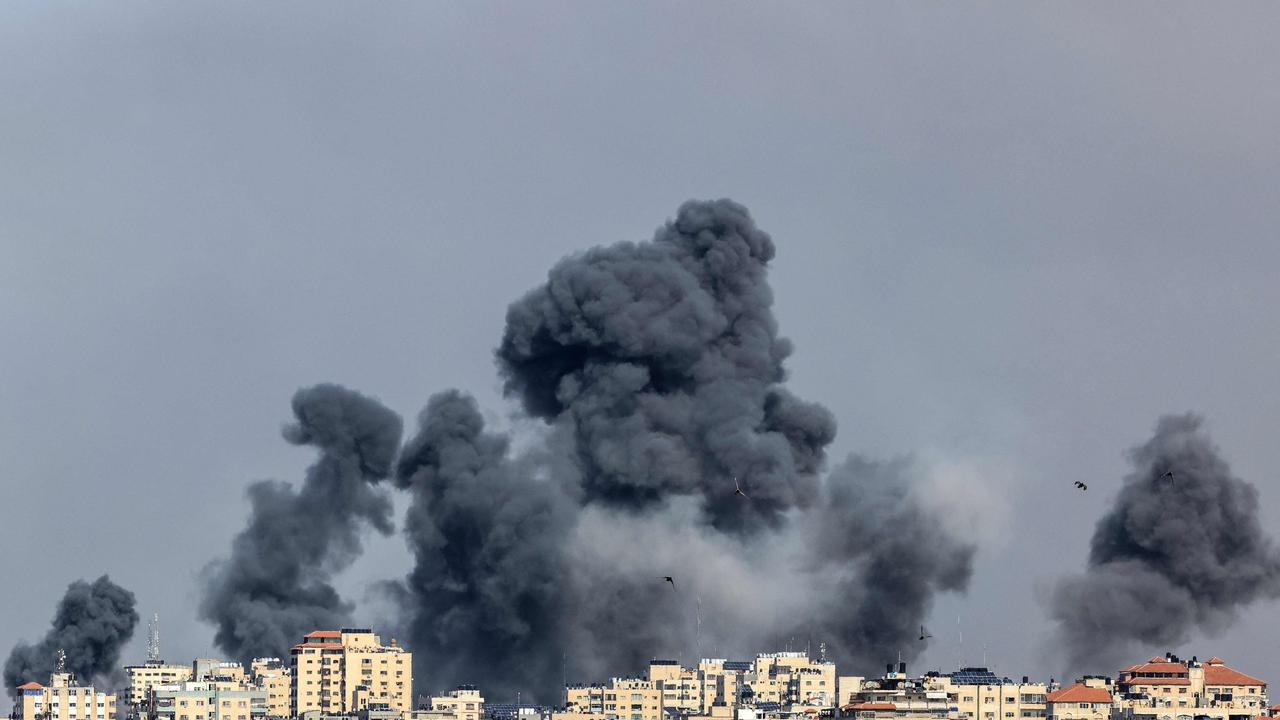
[200,383,402,665]
[497,199,837,532]
[392,390,572,703]
[4,576,138,698]
[1050,413,1280,671]
[393,200,973,700]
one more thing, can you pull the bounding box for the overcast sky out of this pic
[3,2,1280,710]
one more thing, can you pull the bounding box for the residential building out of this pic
[13,672,117,720]
[150,682,266,720]
[124,662,193,709]
[1115,655,1268,720]
[429,686,484,720]
[290,628,412,716]
[1046,678,1112,720]
[249,659,291,719]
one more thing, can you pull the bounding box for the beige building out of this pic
[290,628,412,716]
[1046,679,1112,720]
[249,659,292,718]
[838,665,1046,720]
[14,672,117,720]
[150,682,266,720]
[125,662,194,709]
[192,662,246,686]
[747,653,837,708]
[1115,655,1268,720]
[428,686,484,720]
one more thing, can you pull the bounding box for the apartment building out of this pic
[13,673,117,720]
[249,659,292,718]
[1046,678,1112,720]
[838,665,1046,720]
[428,686,485,720]
[1115,655,1268,720]
[290,628,412,716]
[149,682,267,720]
[124,662,194,709]
[748,653,837,708]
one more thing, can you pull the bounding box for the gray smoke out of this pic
[497,199,837,532]
[4,576,138,698]
[807,456,975,671]
[394,200,973,701]
[1050,413,1280,671]
[200,383,402,665]
[393,390,572,702]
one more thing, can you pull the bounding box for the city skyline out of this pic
[5,3,1280,717]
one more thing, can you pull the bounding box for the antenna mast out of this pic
[147,613,161,662]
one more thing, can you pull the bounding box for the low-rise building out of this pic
[429,686,484,720]
[249,659,291,719]
[1115,655,1268,720]
[13,672,117,720]
[150,682,266,720]
[1046,678,1112,720]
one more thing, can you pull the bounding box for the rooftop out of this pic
[1047,683,1112,704]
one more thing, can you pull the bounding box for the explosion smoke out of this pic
[394,200,974,700]
[1050,413,1280,671]
[200,383,402,665]
[4,576,138,699]
[393,390,572,703]
[497,199,837,532]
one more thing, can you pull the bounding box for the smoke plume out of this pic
[200,383,402,664]
[4,576,138,698]
[394,200,974,700]
[393,390,572,703]
[497,199,837,532]
[1049,413,1280,671]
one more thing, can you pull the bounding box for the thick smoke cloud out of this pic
[497,199,837,532]
[4,576,138,698]
[200,384,402,665]
[395,200,973,701]
[393,390,572,703]
[1050,413,1280,671]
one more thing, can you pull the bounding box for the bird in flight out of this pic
[919,626,932,641]
[1074,481,1087,491]
[1162,470,1175,483]
[733,476,748,499]
[660,576,676,591]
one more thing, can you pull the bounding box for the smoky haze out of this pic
[1049,414,1280,672]
[199,384,403,666]
[391,200,973,701]
[3,576,138,699]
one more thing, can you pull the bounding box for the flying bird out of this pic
[660,576,676,591]
[919,625,932,641]
[1074,481,1087,491]
[1162,470,1175,482]
[733,476,748,499]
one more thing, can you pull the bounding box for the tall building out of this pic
[249,659,292,719]
[13,672,118,720]
[290,628,412,716]
[124,662,194,709]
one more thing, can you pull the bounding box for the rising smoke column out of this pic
[1050,413,1280,671]
[497,198,837,532]
[4,576,138,698]
[393,390,572,701]
[394,200,973,700]
[807,456,975,671]
[200,383,402,664]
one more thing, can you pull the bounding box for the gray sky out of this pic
[3,1,1279,709]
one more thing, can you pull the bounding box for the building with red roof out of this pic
[1115,653,1269,720]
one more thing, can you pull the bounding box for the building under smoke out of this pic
[3,575,138,699]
